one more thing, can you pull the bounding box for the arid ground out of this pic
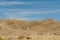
[0,19,60,40]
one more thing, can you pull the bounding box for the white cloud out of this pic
[0,1,37,6]
[0,1,56,6]
[4,9,60,14]
[2,9,60,16]
[7,17,31,20]
[1,9,60,20]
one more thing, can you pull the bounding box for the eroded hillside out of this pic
[0,19,60,40]
[0,19,60,36]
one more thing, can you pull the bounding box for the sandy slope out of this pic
[0,19,60,40]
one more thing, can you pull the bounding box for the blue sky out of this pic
[0,0,60,20]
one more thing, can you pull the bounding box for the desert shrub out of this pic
[53,33,56,35]
[7,22,14,25]
[53,33,60,35]
[0,37,3,40]
[18,35,25,40]
[37,33,44,35]
[26,37,31,40]
[0,26,2,29]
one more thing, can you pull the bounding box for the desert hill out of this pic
[0,19,60,36]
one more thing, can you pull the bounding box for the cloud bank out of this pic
[0,9,60,20]
[0,1,57,6]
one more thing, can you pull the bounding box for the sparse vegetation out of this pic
[26,37,31,40]
[18,35,25,40]
[0,37,3,40]
[0,19,60,40]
